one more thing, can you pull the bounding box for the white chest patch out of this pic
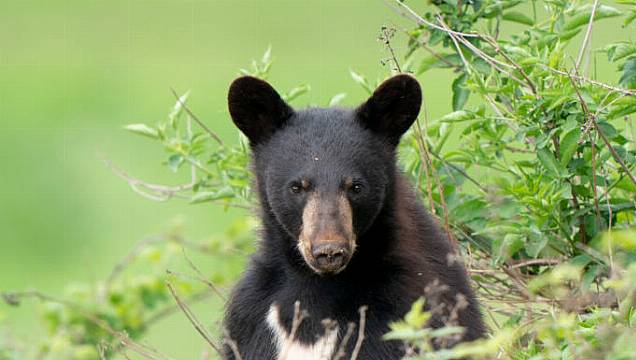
[266,304,339,360]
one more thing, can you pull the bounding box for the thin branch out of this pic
[507,258,563,269]
[170,87,224,146]
[144,290,214,329]
[589,131,603,228]
[602,166,615,274]
[101,154,250,209]
[380,26,402,73]
[101,155,194,201]
[483,37,538,97]
[435,16,471,75]
[350,305,368,360]
[544,66,636,96]
[386,0,480,38]
[280,301,309,360]
[575,0,599,72]
[567,73,636,188]
[165,281,224,356]
[105,235,165,291]
[222,328,243,360]
[332,322,356,360]
[180,249,228,301]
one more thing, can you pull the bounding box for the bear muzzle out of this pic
[298,193,356,275]
[310,240,352,274]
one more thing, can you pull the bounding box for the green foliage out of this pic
[1,220,254,359]
[386,0,636,358]
[398,0,636,266]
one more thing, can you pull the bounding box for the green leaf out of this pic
[525,236,548,258]
[560,127,581,166]
[190,188,235,204]
[283,84,310,102]
[503,11,534,26]
[124,124,160,139]
[605,42,636,62]
[562,5,621,31]
[626,10,636,26]
[596,121,619,139]
[493,234,525,263]
[452,74,470,111]
[350,70,373,94]
[404,298,429,328]
[417,53,460,74]
[168,91,190,129]
[261,45,272,64]
[537,148,564,177]
[619,57,636,89]
[167,154,184,172]
[328,93,347,107]
[438,110,475,123]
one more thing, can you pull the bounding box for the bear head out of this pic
[228,74,421,275]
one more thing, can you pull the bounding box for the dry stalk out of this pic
[575,0,599,73]
[350,305,368,360]
[332,322,356,360]
[165,281,224,356]
[279,301,309,360]
[567,72,636,188]
[170,87,224,146]
[181,248,228,301]
[222,328,243,360]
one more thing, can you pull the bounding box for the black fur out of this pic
[224,75,486,359]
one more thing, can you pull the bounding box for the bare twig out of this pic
[144,290,214,329]
[101,154,250,209]
[567,73,636,188]
[170,88,224,146]
[222,328,243,360]
[101,155,195,202]
[435,16,471,75]
[544,66,636,96]
[575,0,599,73]
[350,305,368,360]
[280,301,309,360]
[589,131,603,228]
[181,249,228,301]
[332,322,356,360]
[165,281,224,356]
[379,26,402,73]
[105,235,165,291]
[507,258,563,269]
[385,0,480,38]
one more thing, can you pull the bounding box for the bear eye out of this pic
[290,183,302,194]
[350,182,364,194]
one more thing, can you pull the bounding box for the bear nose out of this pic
[312,243,349,272]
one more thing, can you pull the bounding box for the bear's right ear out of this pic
[228,76,294,146]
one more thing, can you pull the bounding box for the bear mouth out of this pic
[297,241,353,275]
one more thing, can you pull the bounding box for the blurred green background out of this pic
[0,0,626,358]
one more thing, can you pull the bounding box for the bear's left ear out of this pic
[228,76,294,146]
[355,74,422,145]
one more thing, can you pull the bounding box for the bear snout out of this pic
[311,241,351,273]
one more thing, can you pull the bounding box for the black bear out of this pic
[223,74,485,360]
